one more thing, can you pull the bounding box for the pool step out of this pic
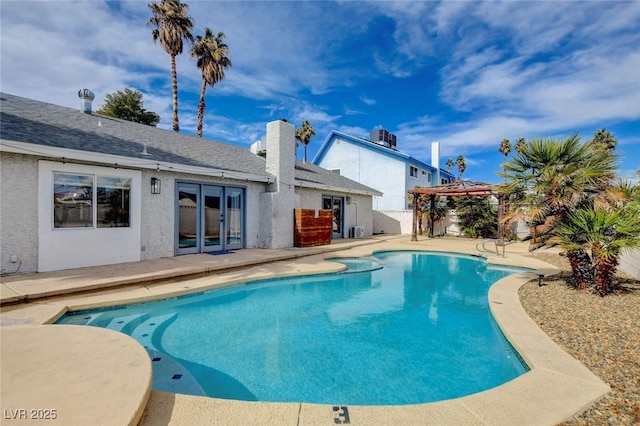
[130,312,178,352]
[147,348,206,396]
[103,313,150,333]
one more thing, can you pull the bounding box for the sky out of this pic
[1,0,639,184]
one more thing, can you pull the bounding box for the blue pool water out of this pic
[57,251,529,405]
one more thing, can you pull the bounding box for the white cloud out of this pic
[1,0,637,177]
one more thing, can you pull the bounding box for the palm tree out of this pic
[592,128,617,153]
[446,158,454,174]
[515,138,527,156]
[148,0,194,132]
[456,155,466,181]
[191,28,232,137]
[498,138,511,182]
[557,204,640,296]
[497,133,618,289]
[295,120,315,162]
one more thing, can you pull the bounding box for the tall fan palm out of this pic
[148,0,194,132]
[497,133,618,289]
[191,28,232,137]
[456,155,466,181]
[445,158,455,173]
[295,120,315,162]
[514,137,527,156]
[498,138,511,183]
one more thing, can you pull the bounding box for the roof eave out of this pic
[1,139,273,183]
[294,178,383,197]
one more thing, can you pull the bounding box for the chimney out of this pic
[78,89,95,114]
[258,120,300,249]
[265,120,295,193]
[431,142,440,186]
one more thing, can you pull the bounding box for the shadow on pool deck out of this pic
[0,236,610,426]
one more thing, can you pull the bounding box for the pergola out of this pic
[407,180,505,241]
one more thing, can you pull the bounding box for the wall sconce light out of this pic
[151,177,161,194]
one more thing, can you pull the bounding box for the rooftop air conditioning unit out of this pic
[350,226,364,239]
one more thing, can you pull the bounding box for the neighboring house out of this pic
[312,129,455,234]
[0,92,381,274]
[312,129,455,211]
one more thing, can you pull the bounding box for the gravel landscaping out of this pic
[519,252,640,425]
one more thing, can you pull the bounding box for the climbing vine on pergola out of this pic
[407,181,506,240]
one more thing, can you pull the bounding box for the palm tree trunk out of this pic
[593,245,618,297]
[565,248,594,290]
[171,55,179,132]
[303,143,308,163]
[197,79,207,138]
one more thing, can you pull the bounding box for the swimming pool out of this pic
[57,251,529,405]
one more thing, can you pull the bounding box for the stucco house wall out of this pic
[37,161,142,272]
[297,189,374,237]
[1,93,382,274]
[138,170,266,260]
[313,132,455,211]
[314,137,405,210]
[0,153,39,274]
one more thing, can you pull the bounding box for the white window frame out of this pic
[53,173,132,229]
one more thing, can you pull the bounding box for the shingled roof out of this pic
[0,93,381,195]
[0,93,268,176]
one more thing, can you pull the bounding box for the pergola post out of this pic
[411,197,418,241]
[429,194,436,238]
[498,194,505,240]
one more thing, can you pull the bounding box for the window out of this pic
[410,165,418,178]
[54,173,93,228]
[330,169,341,175]
[53,173,131,228]
[97,176,131,227]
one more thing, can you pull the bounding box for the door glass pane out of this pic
[323,197,332,210]
[332,198,342,234]
[203,186,222,248]
[53,173,93,228]
[226,188,243,247]
[178,186,198,248]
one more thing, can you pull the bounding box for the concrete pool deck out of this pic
[0,236,610,425]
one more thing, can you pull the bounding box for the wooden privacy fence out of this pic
[294,209,332,247]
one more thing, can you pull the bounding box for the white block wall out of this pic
[619,250,640,280]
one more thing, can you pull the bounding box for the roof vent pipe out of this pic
[78,89,95,114]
